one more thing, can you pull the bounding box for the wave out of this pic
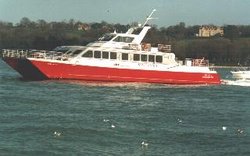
[222,79,250,86]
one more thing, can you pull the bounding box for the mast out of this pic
[142,9,157,27]
[132,9,157,44]
[126,9,157,34]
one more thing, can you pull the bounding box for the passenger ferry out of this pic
[1,10,221,85]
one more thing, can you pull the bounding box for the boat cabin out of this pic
[64,45,177,66]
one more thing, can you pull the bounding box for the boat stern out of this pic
[2,55,48,81]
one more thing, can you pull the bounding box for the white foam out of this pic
[222,79,250,86]
[141,141,149,148]
[103,119,110,122]
[237,128,244,134]
[54,131,62,137]
[177,118,183,123]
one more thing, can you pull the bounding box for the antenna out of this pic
[142,9,157,27]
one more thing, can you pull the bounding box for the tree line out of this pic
[1,18,250,65]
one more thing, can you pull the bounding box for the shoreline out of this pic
[212,66,240,69]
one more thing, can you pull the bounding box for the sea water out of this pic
[0,60,250,156]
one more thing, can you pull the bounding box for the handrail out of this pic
[1,49,69,61]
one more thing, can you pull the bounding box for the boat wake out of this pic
[222,79,250,87]
[56,80,211,89]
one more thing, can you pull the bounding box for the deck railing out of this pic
[1,49,30,58]
[1,49,66,60]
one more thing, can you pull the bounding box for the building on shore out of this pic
[197,25,224,37]
[78,24,91,31]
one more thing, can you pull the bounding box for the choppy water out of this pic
[0,59,250,156]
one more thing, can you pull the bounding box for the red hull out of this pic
[2,57,221,85]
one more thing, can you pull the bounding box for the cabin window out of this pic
[113,36,134,43]
[149,55,155,62]
[124,37,134,43]
[156,55,163,63]
[110,52,117,59]
[141,54,147,62]
[113,36,122,42]
[94,51,101,58]
[82,50,93,58]
[122,53,128,60]
[71,50,82,56]
[102,51,109,59]
[65,50,73,55]
[133,54,140,61]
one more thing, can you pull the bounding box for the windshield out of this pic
[53,46,71,53]
[113,36,134,43]
[67,48,87,57]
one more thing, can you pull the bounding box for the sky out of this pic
[0,0,250,27]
